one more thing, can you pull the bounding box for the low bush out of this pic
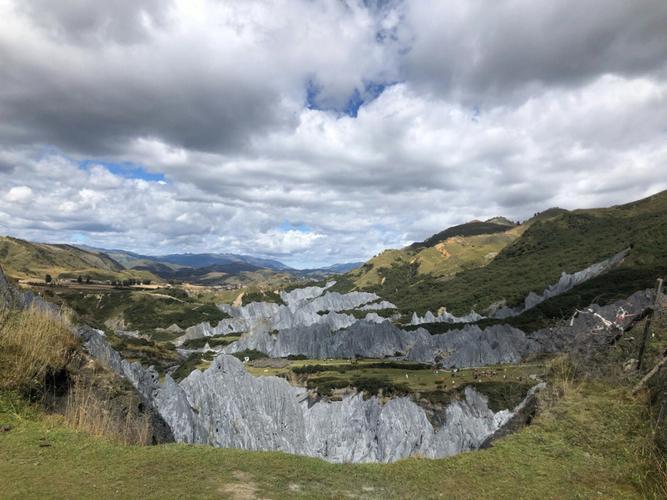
[0,306,76,393]
[106,334,179,374]
[230,349,267,362]
[241,291,285,306]
[64,378,151,445]
[292,361,429,375]
[172,351,216,381]
[306,374,410,398]
[182,335,237,349]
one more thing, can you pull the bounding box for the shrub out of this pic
[63,378,151,445]
[0,306,76,392]
[231,349,268,362]
[172,351,216,381]
[182,335,236,349]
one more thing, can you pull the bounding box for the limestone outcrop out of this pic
[225,289,653,368]
[75,328,543,463]
[176,286,385,345]
[409,249,630,325]
[0,265,56,313]
[490,248,630,318]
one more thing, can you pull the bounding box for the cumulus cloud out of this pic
[0,0,666,267]
[5,186,33,203]
[255,229,324,255]
[400,0,667,104]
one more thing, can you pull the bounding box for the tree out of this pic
[45,274,52,284]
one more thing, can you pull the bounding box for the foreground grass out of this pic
[1,382,663,499]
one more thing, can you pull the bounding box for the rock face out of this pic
[177,285,392,345]
[226,320,415,359]
[75,330,541,463]
[0,265,56,313]
[490,248,630,318]
[226,289,654,369]
[409,249,630,325]
[410,309,484,326]
[75,285,649,463]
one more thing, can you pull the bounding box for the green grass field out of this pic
[1,381,662,499]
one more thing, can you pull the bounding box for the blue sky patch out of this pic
[306,80,392,118]
[79,160,166,182]
[278,221,312,233]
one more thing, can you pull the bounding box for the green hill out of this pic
[0,236,158,282]
[348,218,531,290]
[343,190,667,315]
[410,217,517,249]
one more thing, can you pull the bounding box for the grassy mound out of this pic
[60,289,230,332]
[0,235,157,282]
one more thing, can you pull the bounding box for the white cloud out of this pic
[0,0,665,267]
[255,230,324,255]
[5,186,33,202]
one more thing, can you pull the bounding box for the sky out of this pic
[0,0,666,268]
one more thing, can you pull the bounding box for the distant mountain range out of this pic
[0,238,360,285]
[291,262,363,278]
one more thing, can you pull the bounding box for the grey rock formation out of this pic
[225,320,415,359]
[358,300,397,311]
[280,281,335,307]
[409,249,630,325]
[75,330,540,463]
[406,324,539,368]
[490,248,629,318]
[177,288,385,345]
[409,309,484,326]
[226,289,654,369]
[0,265,57,313]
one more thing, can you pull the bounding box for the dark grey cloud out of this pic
[0,0,666,267]
[18,0,171,44]
[402,0,667,104]
[0,0,397,156]
[0,59,288,155]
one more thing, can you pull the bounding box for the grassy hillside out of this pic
[349,190,667,315]
[350,223,526,289]
[410,218,517,249]
[0,236,158,282]
[61,289,227,331]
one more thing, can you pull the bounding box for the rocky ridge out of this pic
[224,289,651,367]
[409,249,629,325]
[76,325,543,463]
[176,284,396,345]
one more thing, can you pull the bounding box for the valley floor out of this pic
[1,381,663,499]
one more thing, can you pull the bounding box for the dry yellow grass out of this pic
[0,303,152,445]
[0,305,76,390]
[63,378,151,445]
